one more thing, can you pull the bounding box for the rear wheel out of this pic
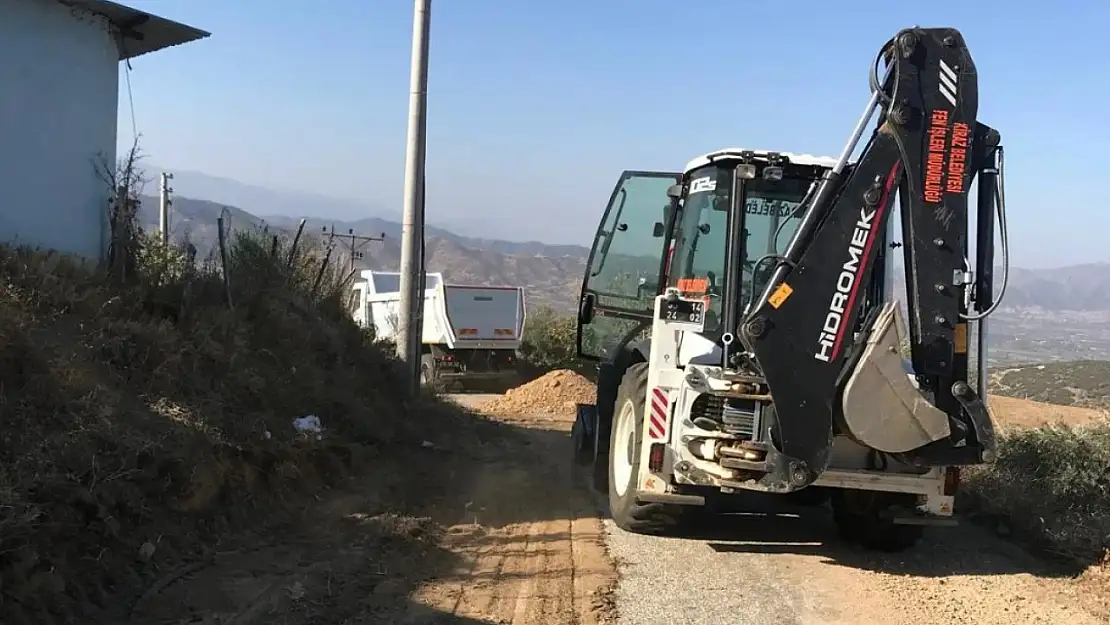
[608,363,690,535]
[830,489,924,552]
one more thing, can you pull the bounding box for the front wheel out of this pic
[607,363,689,535]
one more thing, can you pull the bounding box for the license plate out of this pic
[658,298,705,325]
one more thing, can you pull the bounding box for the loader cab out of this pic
[670,150,839,340]
[575,152,831,360]
[575,150,888,360]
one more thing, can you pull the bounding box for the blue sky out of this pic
[119,0,1109,267]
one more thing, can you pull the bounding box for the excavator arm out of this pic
[738,27,1003,490]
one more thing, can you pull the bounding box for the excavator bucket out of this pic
[840,302,951,452]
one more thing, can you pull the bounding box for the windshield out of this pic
[741,175,814,302]
[667,164,816,336]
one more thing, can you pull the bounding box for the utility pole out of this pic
[397,0,431,397]
[321,225,386,273]
[159,172,174,245]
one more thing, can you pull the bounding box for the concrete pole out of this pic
[396,0,431,396]
[412,174,426,373]
[159,172,174,245]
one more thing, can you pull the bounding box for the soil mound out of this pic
[481,369,597,417]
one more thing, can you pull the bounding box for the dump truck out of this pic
[350,270,527,390]
[570,26,1009,552]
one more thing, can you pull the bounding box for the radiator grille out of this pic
[689,394,759,439]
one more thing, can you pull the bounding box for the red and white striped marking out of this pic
[647,388,669,440]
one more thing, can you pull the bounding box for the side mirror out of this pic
[666,183,683,199]
[652,222,666,237]
[578,292,596,325]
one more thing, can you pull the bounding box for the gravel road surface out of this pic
[446,393,1108,625]
[606,503,1105,625]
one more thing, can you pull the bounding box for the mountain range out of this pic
[138,194,588,311]
[148,168,545,243]
[143,192,1110,312]
[136,170,1110,364]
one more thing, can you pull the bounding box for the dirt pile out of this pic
[480,369,597,417]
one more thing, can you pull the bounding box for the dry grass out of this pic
[0,229,481,622]
[963,396,1110,568]
[988,395,1110,430]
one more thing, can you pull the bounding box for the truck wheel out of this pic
[571,404,595,466]
[608,363,686,535]
[830,489,924,552]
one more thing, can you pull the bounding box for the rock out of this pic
[137,541,156,562]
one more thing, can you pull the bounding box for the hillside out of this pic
[889,263,1110,312]
[989,360,1110,410]
[143,193,1110,362]
[0,233,523,622]
[139,195,589,311]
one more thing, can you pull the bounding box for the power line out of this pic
[322,225,386,273]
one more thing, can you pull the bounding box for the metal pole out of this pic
[396,0,431,396]
[159,172,173,245]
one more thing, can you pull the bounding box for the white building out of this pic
[0,0,208,259]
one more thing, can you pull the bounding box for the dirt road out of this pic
[607,503,1108,625]
[408,393,616,624]
[456,394,1108,625]
[123,393,616,625]
[119,393,1107,624]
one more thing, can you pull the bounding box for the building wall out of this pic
[0,0,119,259]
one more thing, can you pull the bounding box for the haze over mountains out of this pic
[139,168,1110,364]
[152,168,538,244]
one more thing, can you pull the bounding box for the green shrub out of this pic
[521,306,580,371]
[519,306,650,379]
[963,423,1110,561]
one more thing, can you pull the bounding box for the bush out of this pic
[521,306,579,371]
[963,424,1110,562]
[0,223,424,621]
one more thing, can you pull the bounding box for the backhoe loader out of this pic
[571,26,1009,551]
